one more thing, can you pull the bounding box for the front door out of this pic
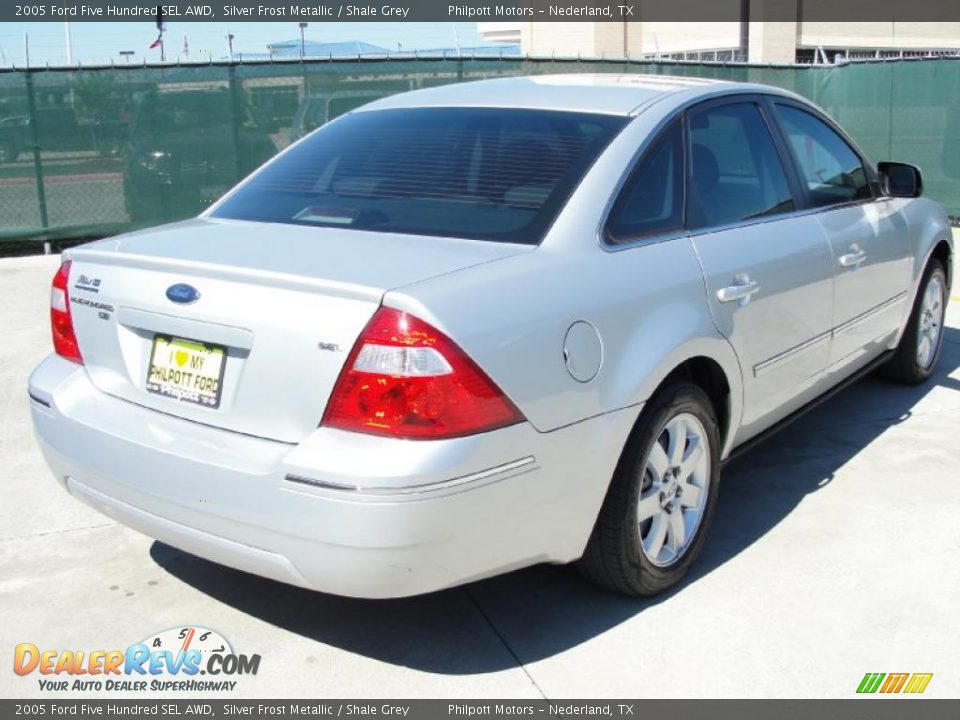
[771,102,912,372]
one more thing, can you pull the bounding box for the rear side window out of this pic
[687,102,796,229]
[774,104,872,208]
[606,120,684,243]
[212,107,626,244]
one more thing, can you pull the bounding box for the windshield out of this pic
[212,107,627,244]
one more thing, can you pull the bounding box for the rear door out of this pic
[770,101,911,372]
[686,97,835,441]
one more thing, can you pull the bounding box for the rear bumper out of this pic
[29,354,638,598]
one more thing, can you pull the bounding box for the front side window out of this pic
[774,104,872,208]
[212,107,626,245]
[687,102,796,229]
[606,120,684,243]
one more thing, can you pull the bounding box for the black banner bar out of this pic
[4,0,960,23]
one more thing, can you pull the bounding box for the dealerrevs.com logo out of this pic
[13,626,261,693]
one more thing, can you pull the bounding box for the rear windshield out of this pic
[211,107,627,244]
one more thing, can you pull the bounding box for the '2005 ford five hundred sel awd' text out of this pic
[29,75,952,598]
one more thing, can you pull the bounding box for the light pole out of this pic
[64,21,74,65]
[227,32,235,63]
[118,50,135,64]
[299,22,308,59]
[451,23,461,58]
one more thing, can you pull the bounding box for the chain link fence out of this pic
[1,56,958,251]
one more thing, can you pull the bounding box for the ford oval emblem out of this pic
[165,283,200,304]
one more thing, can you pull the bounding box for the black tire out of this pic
[578,382,721,596]
[880,260,948,385]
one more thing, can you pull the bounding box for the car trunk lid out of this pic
[65,218,530,443]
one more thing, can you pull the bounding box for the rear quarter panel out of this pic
[389,240,744,455]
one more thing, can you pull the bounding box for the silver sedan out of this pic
[29,74,952,598]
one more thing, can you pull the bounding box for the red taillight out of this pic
[51,260,82,364]
[322,307,524,440]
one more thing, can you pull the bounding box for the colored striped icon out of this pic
[857,672,933,694]
[903,673,935,694]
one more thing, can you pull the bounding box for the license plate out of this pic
[146,335,226,408]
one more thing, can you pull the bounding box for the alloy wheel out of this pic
[637,412,711,567]
[917,273,945,370]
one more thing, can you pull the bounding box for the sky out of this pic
[0,21,488,66]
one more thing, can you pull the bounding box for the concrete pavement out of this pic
[1,250,958,699]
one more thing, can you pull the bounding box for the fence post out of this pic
[24,68,49,232]
[228,63,243,184]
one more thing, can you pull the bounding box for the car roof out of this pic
[357,73,799,117]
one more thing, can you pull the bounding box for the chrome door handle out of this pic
[717,276,760,306]
[839,248,867,269]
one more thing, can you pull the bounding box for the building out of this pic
[266,40,391,59]
[479,20,960,64]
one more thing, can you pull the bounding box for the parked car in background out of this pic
[123,89,276,223]
[30,75,952,598]
[0,106,127,163]
[0,115,26,163]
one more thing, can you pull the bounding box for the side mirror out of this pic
[878,161,923,198]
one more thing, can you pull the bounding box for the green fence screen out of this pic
[1,57,958,246]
